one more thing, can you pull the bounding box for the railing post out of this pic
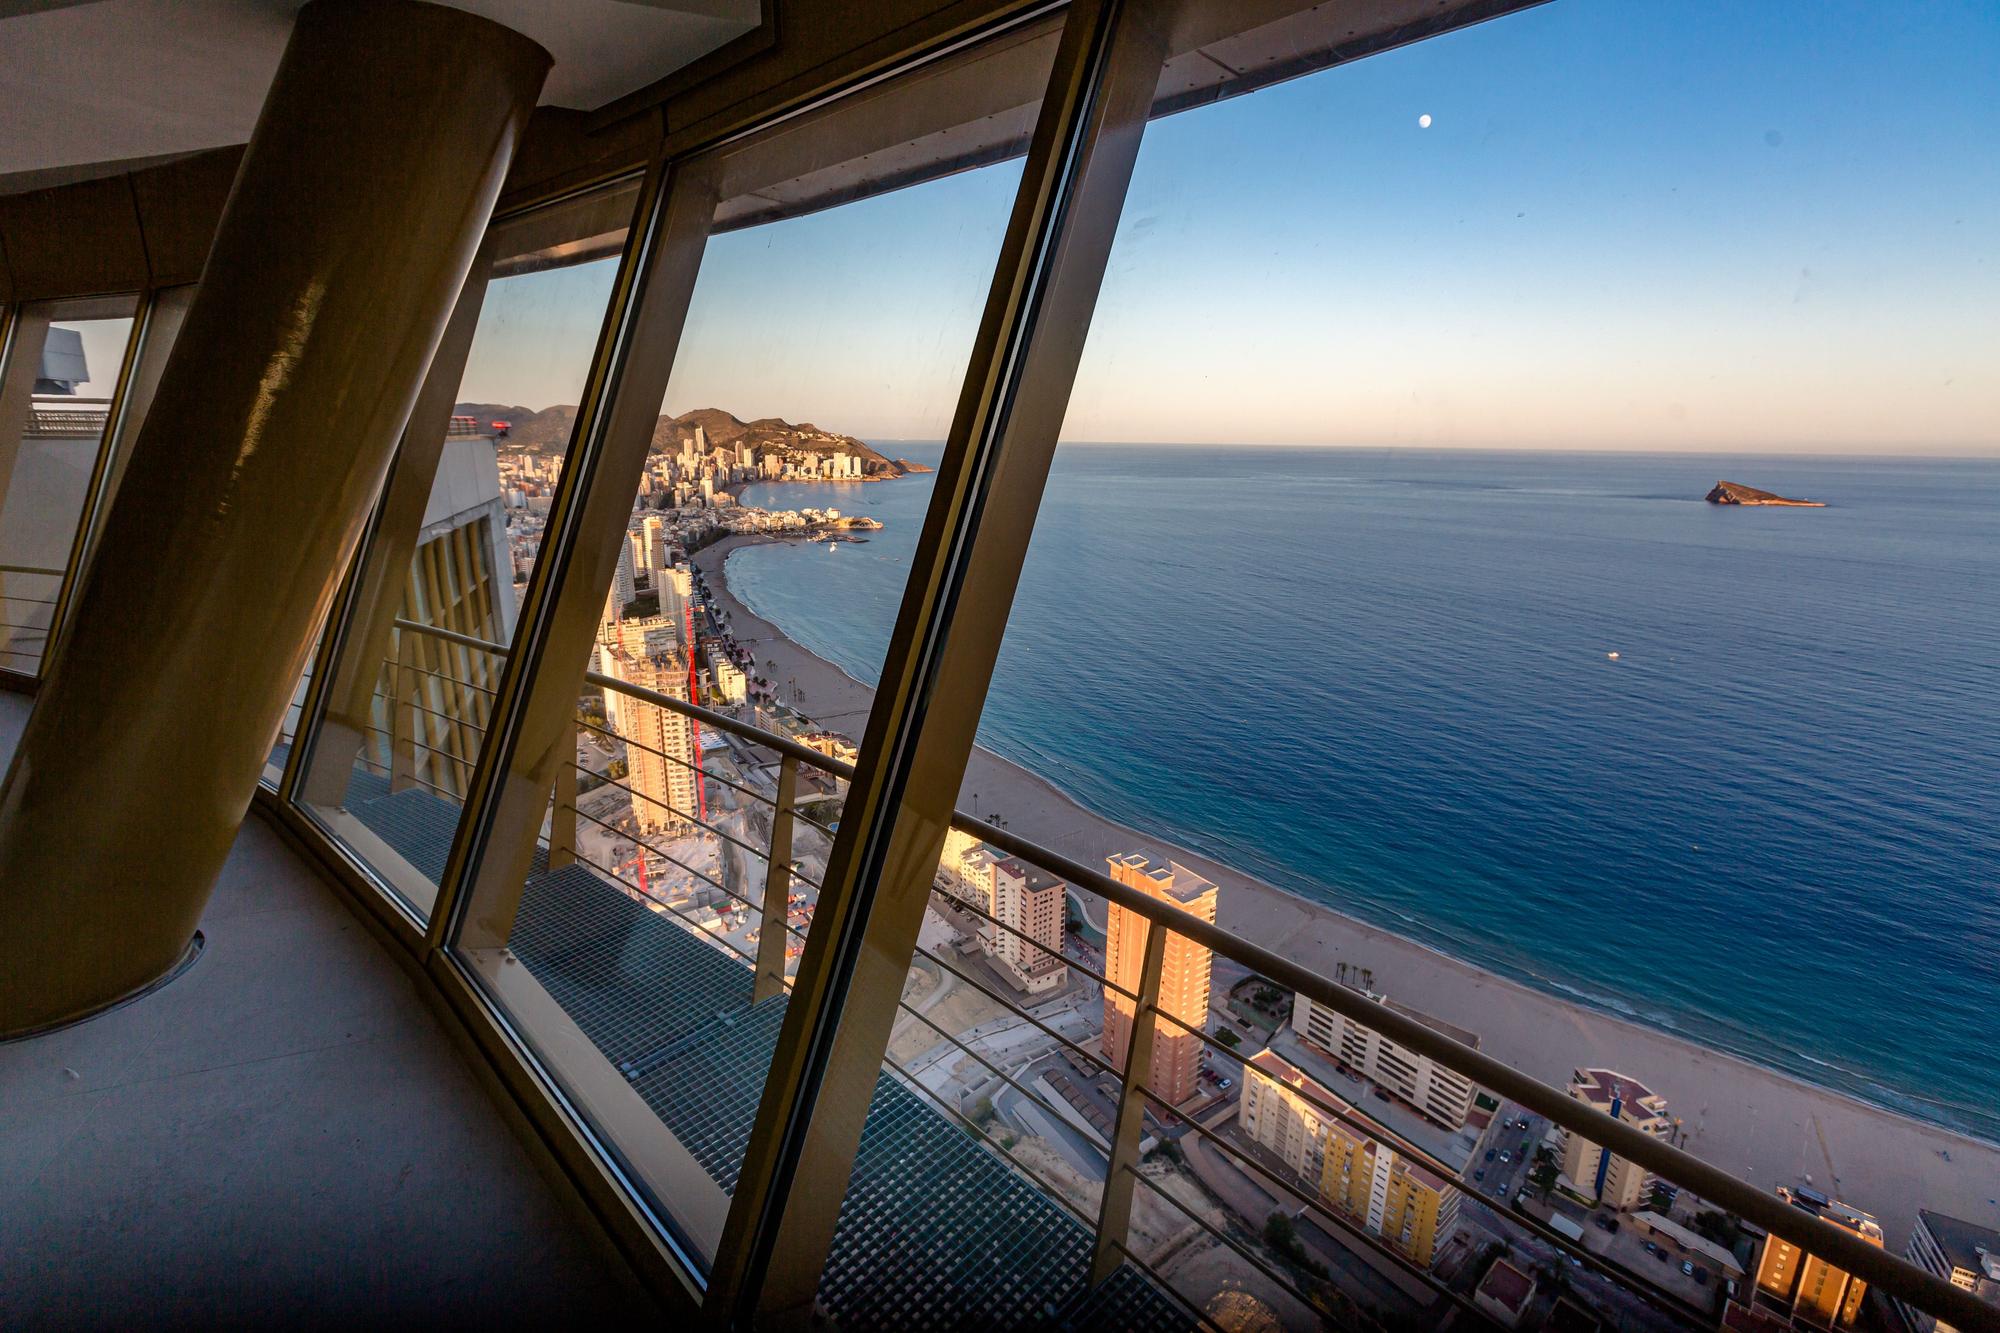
[1092,916,1167,1284]
[754,754,799,1004]
[389,630,422,794]
[549,715,579,870]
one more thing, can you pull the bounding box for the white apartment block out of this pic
[1291,989,1481,1130]
[989,856,1067,995]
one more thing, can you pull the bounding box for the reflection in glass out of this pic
[0,297,138,677]
[291,180,639,920]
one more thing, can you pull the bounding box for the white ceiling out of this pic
[0,0,760,189]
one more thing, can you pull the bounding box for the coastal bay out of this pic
[697,457,2000,1250]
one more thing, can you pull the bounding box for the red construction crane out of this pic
[685,597,706,822]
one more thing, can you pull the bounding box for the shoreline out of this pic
[693,531,2000,1246]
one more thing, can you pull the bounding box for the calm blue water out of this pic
[735,447,2000,1140]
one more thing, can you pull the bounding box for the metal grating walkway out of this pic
[306,761,1198,1331]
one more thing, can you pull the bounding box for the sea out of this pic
[732,445,2000,1143]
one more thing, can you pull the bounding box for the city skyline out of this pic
[460,0,2000,455]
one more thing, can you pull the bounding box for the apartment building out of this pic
[1240,1051,1461,1268]
[988,856,1067,995]
[1290,988,1481,1130]
[1750,1187,1884,1329]
[1557,1068,1673,1211]
[1898,1210,2000,1333]
[1102,854,1217,1107]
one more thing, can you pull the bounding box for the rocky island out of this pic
[1705,480,1826,507]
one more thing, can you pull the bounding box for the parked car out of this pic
[1485,1149,1496,1162]
[1498,1151,1511,1163]
[1681,1261,1696,1277]
[1694,1268,1710,1285]
[1475,1169,1486,1181]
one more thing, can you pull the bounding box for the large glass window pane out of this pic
[0,295,138,678]
[445,24,1060,1286]
[290,180,642,920]
[942,0,1999,1327]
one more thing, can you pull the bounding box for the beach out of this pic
[695,532,2000,1248]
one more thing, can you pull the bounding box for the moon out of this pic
[1418,113,1433,129]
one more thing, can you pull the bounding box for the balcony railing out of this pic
[27,397,113,439]
[0,564,63,673]
[325,615,1995,1332]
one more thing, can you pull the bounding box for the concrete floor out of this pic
[0,691,649,1329]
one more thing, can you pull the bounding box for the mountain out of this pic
[456,403,899,472]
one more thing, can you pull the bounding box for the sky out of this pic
[458,0,2000,454]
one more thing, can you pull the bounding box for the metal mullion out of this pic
[440,150,720,960]
[42,289,149,673]
[908,940,1114,1075]
[720,4,1171,1322]
[279,553,367,807]
[294,241,501,815]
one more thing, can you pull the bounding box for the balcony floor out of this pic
[0,692,648,1329]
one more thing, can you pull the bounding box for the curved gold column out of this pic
[0,0,549,1036]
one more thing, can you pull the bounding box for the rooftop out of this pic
[1106,852,1217,907]
[1778,1186,1883,1243]
[993,855,1065,895]
[1919,1210,2000,1279]
[1375,991,1481,1052]
[1477,1258,1537,1316]
[1572,1068,1668,1115]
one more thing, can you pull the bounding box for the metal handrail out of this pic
[380,617,1994,1330]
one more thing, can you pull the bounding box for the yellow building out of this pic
[599,635,696,838]
[1320,1107,1461,1268]
[1240,1051,1460,1269]
[1557,1068,1673,1210]
[1751,1187,1883,1328]
[1102,854,1217,1107]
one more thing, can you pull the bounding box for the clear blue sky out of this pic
[462,0,2000,453]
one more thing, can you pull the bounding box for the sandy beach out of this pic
[694,532,2000,1248]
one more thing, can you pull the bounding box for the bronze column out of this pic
[0,0,549,1035]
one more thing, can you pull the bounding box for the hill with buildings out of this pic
[454,403,907,476]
